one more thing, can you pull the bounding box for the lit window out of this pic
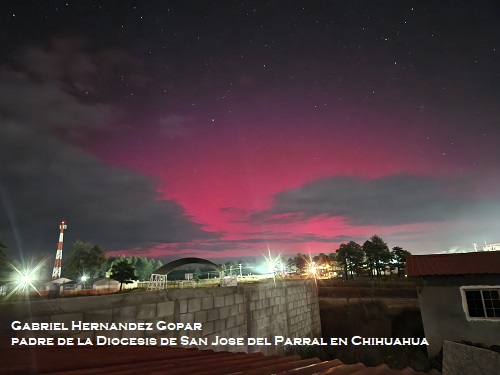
[461,287,500,320]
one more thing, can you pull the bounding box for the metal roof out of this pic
[2,341,439,375]
[406,251,500,277]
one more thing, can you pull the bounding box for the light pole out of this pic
[239,264,243,277]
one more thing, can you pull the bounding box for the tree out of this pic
[312,253,329,266]
[293,253,308,274]
[86,245,106,279]
[286,257,296,273]
[63,241,106,280]
[336,241,364,280]
[362,240,376,278]
[363,235,391,277]
[194,267,202,281]
[391,246,411,277]
[110,260,136,291]
[130,257,151,281]
[0,240,10,284]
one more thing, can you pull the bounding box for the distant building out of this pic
[483,242,500,252]
[406,251,500,357]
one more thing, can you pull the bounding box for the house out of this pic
[406,251,500,357]
[44,277,72,290]
[93,277,120,291]
[483,242,500,252]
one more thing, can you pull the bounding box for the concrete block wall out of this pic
[442,341,500,375]
[0,280,321,355]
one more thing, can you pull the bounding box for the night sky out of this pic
[1,1,499,263]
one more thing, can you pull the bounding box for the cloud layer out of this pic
[252,174,500,226]
[0,41,218,257]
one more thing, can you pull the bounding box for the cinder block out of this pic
[194,310,207,323]
[180,300,188,314]
[136,303,157,320]
[214,319,225,332]
[157,301,175,317]
[251,291,259,301]
[180,313,194,324]
[188,298,202,312]
[203,320,215,335]
[201,297,214,310]
[234,293,244,304]
[224,294,235,306]
[115,306,141,325]
[238,303,246,314]
[226,315,236,329]
[229,304,238,316]
[214,296,225,308]
[219,306,230,319]
[207,308,219,321]
[236,313,245,326]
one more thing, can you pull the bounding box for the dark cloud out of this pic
[0,41,219,257]
[0,40,116,137]
[250,174,500,226]
[0,124,219,255]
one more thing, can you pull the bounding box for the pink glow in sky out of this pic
[1,2,500,262]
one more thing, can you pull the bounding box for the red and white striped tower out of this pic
[51,220,67,280]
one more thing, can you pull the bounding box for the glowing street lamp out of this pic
[19,273,32,285]
[81,275,87,289]
[2,258,48,301]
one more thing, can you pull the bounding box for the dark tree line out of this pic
[336,235,411,279]
[288,235,411,280]
[62,241,162,281]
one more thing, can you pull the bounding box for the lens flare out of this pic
[2,258,48,301]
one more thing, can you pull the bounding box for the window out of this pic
[461,286,500,320]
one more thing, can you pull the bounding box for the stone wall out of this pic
[442,341,500,375]
[0,280,321,355]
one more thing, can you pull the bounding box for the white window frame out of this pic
[460,285,500,321]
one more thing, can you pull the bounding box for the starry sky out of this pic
[1,1,499,263]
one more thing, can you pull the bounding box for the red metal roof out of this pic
[406,251,500,277]
[1,340,439,375]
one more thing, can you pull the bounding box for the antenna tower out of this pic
[51,220,67,280]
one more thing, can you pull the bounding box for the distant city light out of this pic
[260,247,285,277]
